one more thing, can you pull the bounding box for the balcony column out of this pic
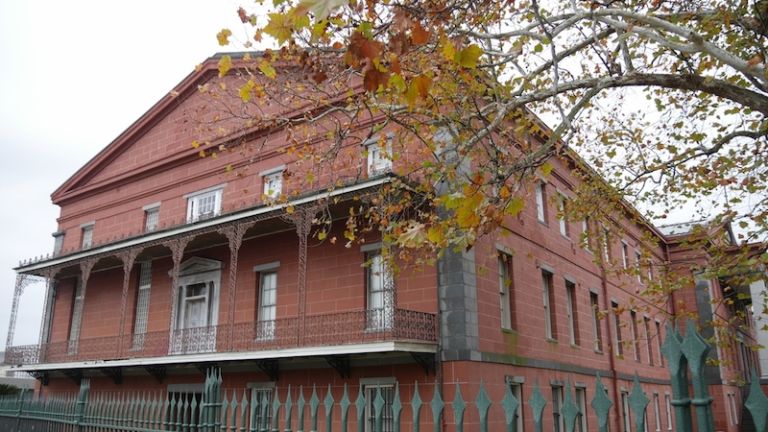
[165,236,191,347]
[282,205,320,344]
[38,268,60,349]
[70,259,96,351]
[5,273,31,349]
[116,249,140,356]
[219,223,250,350]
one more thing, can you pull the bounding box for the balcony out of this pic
[4,309,437,367]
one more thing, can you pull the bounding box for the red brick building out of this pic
[3,53,758,432]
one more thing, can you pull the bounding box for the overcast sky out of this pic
[0,0,251,349]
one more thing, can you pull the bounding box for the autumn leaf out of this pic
[239,79,255,102]
[237,7,249,23]
[413,74,432,99]
[441,38,456,61]
[216,28,232,46]
[348,31,383,60]
[218,55,233,77]
[300,0,348,20]
[259,60,277,79]
[455,44,483,68]
[363,64,390,92]
[505,197,525,216]
[264,13,294,44]
[411,21,430,45]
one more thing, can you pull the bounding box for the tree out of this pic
[201,0,767,298]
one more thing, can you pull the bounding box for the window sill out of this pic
[545,338,558,344]
[501,328,518,335]
[569,343,580,349]
[594,349,604,355]
[537,220,549,227]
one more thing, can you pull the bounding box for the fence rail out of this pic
[2,320,768,432]
[4,308,437,366]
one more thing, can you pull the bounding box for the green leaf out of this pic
[455,44,483,68]
[239,79,255,102]
[505,197,525,216]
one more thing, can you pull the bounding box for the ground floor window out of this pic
[249,383,275,430]
[362,378,396,432]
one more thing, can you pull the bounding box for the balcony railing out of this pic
[4,308,437,366]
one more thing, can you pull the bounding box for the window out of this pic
[499,253,515,330]
[612,301,623,357]
[558,194,570,237]
[621,391,631,432]
[635,251,643,283]
[186,187,223,223]
[601,226,611,263]
[68,277,85,353]
[653,394,661,432]
[575,387,588,432]
[535,182,547,223]
[566,280,579,345]
[647,260,654,282]
[171,258,221,354]
[508,381,524,432]
[727,392,739,425]
[591,292,603,352]
[262,169,283,199]
[366,137,392,175]
[52,232,65,255]
[582,218,592,252]
[363,381,395,432]
[552,385,564,432]
[257,272,277,340]
[630,310,640,362]
[656,321,665,367]
[144,204,160,232]
[81,223,94,249]
[366,251,393,330]
[249,383,275,430]
[167,388,203,428]
[644,317,654,365]
[621,241,629,269]
[132,261,152,349]
[664,394,673,430]
[542,270,556,340]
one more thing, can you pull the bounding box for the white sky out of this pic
[0,0,250,349]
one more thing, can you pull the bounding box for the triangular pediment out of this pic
[173,257,222,277]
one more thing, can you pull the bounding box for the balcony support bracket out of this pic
[196,362,218,376]
[411,352,435,376]
[29,371,49,386]
[63,369,83,385]
[256,359,279,381]
[99,367,123,385]
[144,365,166,384]
[324,355,351,379]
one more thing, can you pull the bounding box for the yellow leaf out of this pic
[540,162,553,176]
[191,140,201,149]
[441,38,456,61]
[216,28,232,46]
[258,60,277,79]
[427,226,443,244]
[218,55,233,77]
[264,13,294,44]
[300,0,349,20]
[505,197,525,216]
[239,79,255,102]
[318,231,327,240]
[455,44,483,68]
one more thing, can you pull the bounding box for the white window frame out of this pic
[508,378,524,432]
[630,310,640,362]
[656,320,665,367]
[557,193,569,237]
[132,261,153,349]
[81,222,94,249]
[653,393,661,432]
[52,231,65,255]
[257,272,278,340]
[575,386,588,432]
[644,316,654,365]
[542,269,555,340]
[621,241,629,269]
[171,258,222,354]
[261,166,284,199]
[664,394,673,430]
[590,291,603,353]
[535,182,547,223]
[185,186,224,223]
[248,382,275,430]
[361,377,396,432]
[565,279,578,346]
[621,391,631,432]
[582,219,592,252]
[366,137,392,175]
[635,250,644,283]
[143,202,161,232]
[612,301,623,357]
[365,249,394,331]
[68,277,85,354]
[551,384,564,432]
[499,253,514,330]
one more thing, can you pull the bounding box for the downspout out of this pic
[435,255,445,432]
[599,263,622,432]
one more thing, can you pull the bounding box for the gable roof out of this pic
[50,52,254,205]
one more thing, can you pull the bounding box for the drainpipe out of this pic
[599,264,622,432]
[435,258,445,432]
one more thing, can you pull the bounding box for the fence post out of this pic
[680,319,715,432]
[661,322,693,432]
[74,378,90,432]
[12,392,23,432]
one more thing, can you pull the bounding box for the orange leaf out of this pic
[363,64,390,92]
[411,21,430,45]
[412,74,432,99]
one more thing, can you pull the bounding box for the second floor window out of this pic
[498,252,515,330]
[590,292,603,352]
[81,224,94,249]
[366,138,392,175]
[53,232,65,255]
[366,251,393,330]
[257,272,277,340]
[144,205,160,232]
[558,194,569,237]
[186,187,223,223]
[565,279,579,346]
[542,270,556,340]
[535,182,547,223]
[263,171,283,199]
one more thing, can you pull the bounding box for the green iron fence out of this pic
[0,319,766,432]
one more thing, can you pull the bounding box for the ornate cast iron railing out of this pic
[4,308,437,366]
